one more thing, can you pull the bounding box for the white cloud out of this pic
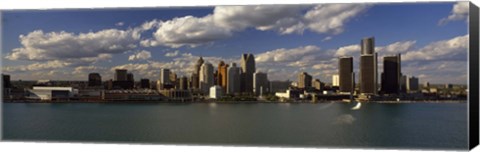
[141,4,370,48]
[141,15,232,48]
[334,44,360,57]
[322,36,333,42]
[312,63,335,70]
[403,35,468,61]
[115,22,125,26]
[255,45,321,63]
[376,40,416,55]
[73,65,107,74]
[5,29,139,63]
[3,60,71,73]
[439,2,469,25]
[213,5,308,34]
[165,50,180,57]
[304,4,369,34]
[128,50,152,61]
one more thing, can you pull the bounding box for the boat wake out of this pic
[351,102,362,110]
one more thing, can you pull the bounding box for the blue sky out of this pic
[1,2,469,84]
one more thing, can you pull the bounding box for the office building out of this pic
[253,72,269,96]
[359,37,377,95]
[406,76,419,93]
[127,73,134,82]
[2,74,11,89]
[114,69,127,81]
[179,76,188,90]
[332,74,339,87]
[381,54,401,94]
[200,62,214,94]
[88,73,102,87]
[339,57,354,92]
[209,85,224,99]
[218,61,229,91]
[140,79,150,89]
[400,75,407,93]
[313,79,324,91]
[227,63,241,94]
[298,72,312,89]
[240,54,255,93]
[445,83,453,89]
[269,80,291,93]
[193,57,204,89]
[160,68,171,85]
[191,73,199,90]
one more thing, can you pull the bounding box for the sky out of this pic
[1,2,469,84]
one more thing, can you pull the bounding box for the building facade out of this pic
[406,76,419,93]
[359,37,378,95]
[240,54,255,93]
[200,62,214,94]
[114,69,127,81]
[381,54,401,94]
[253,72,269,96]
[332,74,339,87]
[217,61,229,91]
[227,63,241,94]
[88,73,102,87]
[193,57,204,89]
[339,57,354,93]
[313,79,324,91]
[297,72,312,89]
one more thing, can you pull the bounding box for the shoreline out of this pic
[2,99,467,104]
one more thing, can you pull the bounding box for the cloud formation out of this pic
[165,50,180,57]
[5,29,139,63]
[128,50,152,61]
[140,4,369,48]
[439,2,469,25]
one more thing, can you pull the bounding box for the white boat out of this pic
[351,101,362,110]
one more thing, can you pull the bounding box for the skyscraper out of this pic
[297,72,312,89]
[360,37,378,95]
[253,72,269,96]
[114,69,127,81]
[159,69,171,90]
[381,54,401,94]
[217,61,229,91]
[339,57,354,92]
[227,63,241,94]
[179,76,188,90]
[240,54,255,93]
[200,62,214,94]
[88,73,102,87]
[193,57,204,89]
[2,74,11,89]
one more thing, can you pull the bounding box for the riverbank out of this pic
[2,99,467,104]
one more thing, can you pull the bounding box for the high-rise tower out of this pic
[339,57,354,93]
[240,54,255,93]
[360,37,378,95]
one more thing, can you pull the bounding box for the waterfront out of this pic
[2,102,468,150]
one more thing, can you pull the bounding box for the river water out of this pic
[2,102,468,150]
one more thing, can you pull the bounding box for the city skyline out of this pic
[2,2,469,84]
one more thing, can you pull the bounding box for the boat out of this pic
[351,101,362,110]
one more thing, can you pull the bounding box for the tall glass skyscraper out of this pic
[360,37,378,95]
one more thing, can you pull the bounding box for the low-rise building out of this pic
[27,86,77,101]
[209,85,223,99]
